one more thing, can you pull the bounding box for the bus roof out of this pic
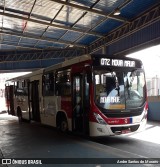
[44,54,91,73]
[44,54,142,72]
[6,54,143,82]
[6,68,44,82]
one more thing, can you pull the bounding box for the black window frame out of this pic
[55,69,71,96]
[43,72,55,96]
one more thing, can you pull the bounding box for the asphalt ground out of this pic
[0,113,159,167]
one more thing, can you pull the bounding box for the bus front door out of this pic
[72,73,90,135]
[28,80,41,122]
[9,85,15,115]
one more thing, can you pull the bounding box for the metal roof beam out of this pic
[86,4,160,53]
[59,0,101,44]
[0,11,103,37]
[34,3,65,47]
[1,0,5,30]
[0,42,40,50]
[71,0,132,47]
[49,0,129,23]
[17,0,37,46]
[0,6,28,16]
[0,30,86,48]
[0,6,52,22]
[0,48,85,62]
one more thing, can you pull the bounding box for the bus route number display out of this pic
[100,58,135,67]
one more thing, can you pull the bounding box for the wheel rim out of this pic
[61,120,68,132]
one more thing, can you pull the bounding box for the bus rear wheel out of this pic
[17,106,22,123]
[60,118,68,132]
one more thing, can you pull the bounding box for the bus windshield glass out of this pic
[94,69,146,110]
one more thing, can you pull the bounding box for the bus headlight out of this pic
[93,113,106,125]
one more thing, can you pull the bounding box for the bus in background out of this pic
[5,69,44,121]
[5,54,147,136]
[5,82,14,115]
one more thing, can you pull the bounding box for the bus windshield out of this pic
[94,69,146,110]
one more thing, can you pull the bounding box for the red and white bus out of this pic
[5,54,147,136]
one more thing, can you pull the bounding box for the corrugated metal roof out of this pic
[121,0,159,19]
[0,0,159,51]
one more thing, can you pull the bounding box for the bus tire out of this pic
[56,112,68,132]
[60,118,68,132]
[17,106,22,123]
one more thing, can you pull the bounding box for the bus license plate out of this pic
[122,129,131,134]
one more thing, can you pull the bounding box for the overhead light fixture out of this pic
[114,8,121,15]
[69,44,74,47]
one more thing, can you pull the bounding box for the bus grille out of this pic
[111,125,140,133]
[103,110,143,118]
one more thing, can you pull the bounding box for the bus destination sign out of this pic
[100,58,135,67]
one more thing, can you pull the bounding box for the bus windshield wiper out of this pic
[125,78,130,99]
[129,69,137,87]
[111,71,120,96]
[125,70,137,99]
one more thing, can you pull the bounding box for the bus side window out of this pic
[14,80,28,96]
[56,69,71,96]
[43,72,54,96]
